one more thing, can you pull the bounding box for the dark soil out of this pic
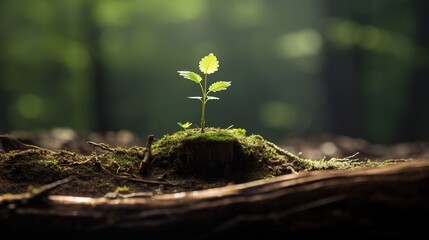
[1,128,426,198]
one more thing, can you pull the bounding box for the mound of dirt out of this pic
[0,128,407,197]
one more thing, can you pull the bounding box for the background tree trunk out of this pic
[402,0,429,142]
[322,0,366,138]
[83,2,109,133]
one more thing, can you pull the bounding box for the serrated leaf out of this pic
[199,53,219,74]
[207,96,219,100]
[178,71,202,84]
[188,96,202,101]
[209,81,231,92]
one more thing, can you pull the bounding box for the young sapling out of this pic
[178,53,231,133]
[178,121,192,130]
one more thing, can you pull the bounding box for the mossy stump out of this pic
[152,128,260,178]
[151,128,396,181]
[176,139,249,177]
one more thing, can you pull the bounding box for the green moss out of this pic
[0,129,408,193]
[153,128,270,158]
[152,128,293,179]
[99,146,145,170]
[0,149,70,183]
[3,149,53,161]
[150,128,406,180]
[116,185,129,193]
[42,159,59,169]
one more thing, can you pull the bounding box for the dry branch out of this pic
[1,161,429,239]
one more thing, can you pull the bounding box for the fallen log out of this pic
[1,160,429,239]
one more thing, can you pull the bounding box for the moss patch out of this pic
[0,128,408,196]
[150,128,404,181]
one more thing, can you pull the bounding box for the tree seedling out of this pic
[178,53,231,133]
[178,121,192,130]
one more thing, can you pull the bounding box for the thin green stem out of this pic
[201,73,208,133]
[204,73,208,94]
[201,100,206,133]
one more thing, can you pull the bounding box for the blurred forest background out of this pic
[1,0,428,145]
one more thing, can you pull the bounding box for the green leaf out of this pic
[188,96,202,101]
[178,71,202,84]
[178,121,192,129]
[199,53,219,74]
[209,81,231,92]
[207,96,219,100]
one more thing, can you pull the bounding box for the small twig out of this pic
[139,134,155,174]
[105,191,153,199]
[87,141,115,152]
[120,192,154,198]
[124,176,176,186]
[1,177,74,207]
[340,152,360,160]
[99,162,176,186]
[286,166,299,175]
[265,140,301,161]
[68,155,96,166]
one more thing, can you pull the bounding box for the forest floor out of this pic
[1,128,428,198]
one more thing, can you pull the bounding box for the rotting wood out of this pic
[1,160,428,239]
[138,134,155,174]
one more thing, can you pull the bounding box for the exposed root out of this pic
[98,161,176,186]
[87,141,115,152]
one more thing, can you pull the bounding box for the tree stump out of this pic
[177,139,254,177]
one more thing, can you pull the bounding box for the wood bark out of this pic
[1,161,429,239]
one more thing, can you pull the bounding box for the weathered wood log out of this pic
[1,161,429,239]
